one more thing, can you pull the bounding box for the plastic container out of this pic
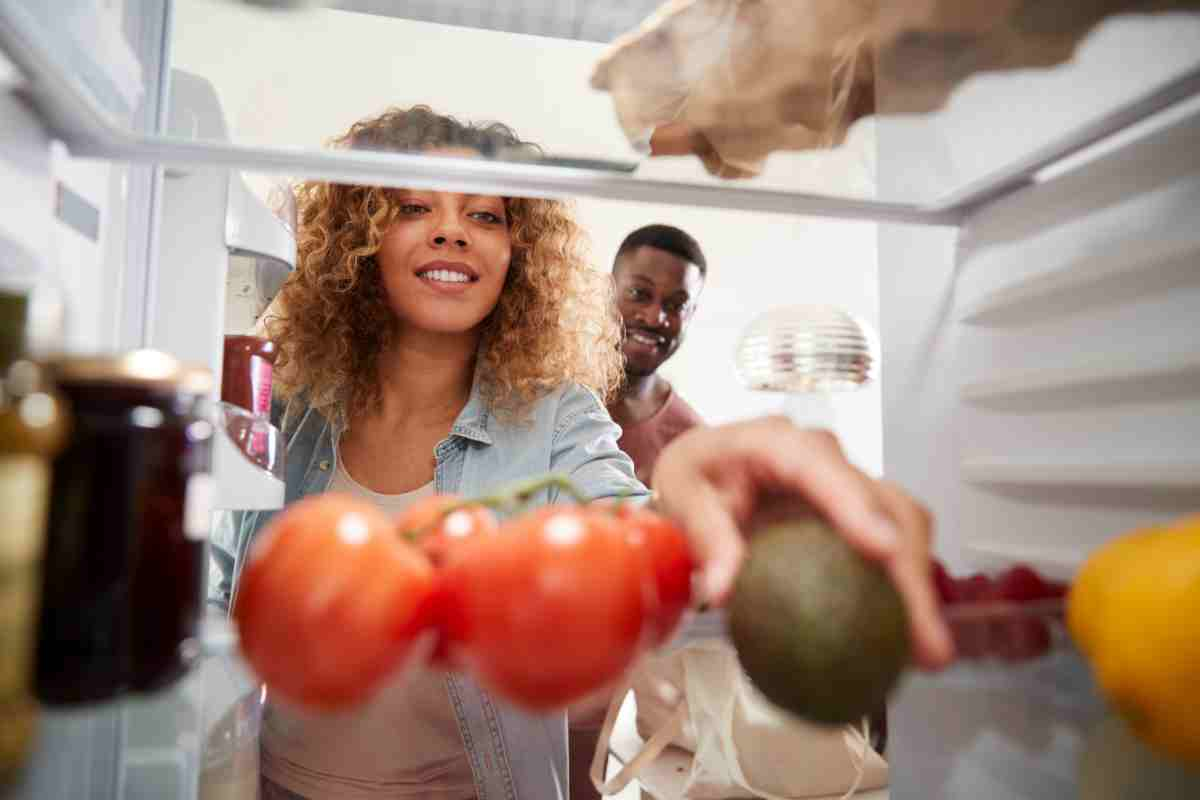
[220,335,277,419]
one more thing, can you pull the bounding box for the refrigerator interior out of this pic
[0,1,1198,798]
[879,74,1200,800]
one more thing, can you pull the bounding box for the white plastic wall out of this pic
[876,16,1200,799]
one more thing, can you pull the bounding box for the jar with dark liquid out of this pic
[35,351,213,705]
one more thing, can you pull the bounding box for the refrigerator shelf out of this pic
[960,348,1200,410]
[961,460,1200,489]
[961,231,1200,325]
[2,3,1199,226]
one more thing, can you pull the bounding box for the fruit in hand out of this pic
[729,517,910,726]
[234,494,436,710]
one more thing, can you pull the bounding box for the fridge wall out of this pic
[878,39,1200,800]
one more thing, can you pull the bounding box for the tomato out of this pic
[439,505,649,710]
[396,493,499,567]
[233,493,436,710]
[394,493,500,669]
[602,501,694,645]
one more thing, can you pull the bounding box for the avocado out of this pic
[728,518,910,726]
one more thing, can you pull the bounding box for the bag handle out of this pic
[589,671,687,796]
[589,663,876,800]
[839,717,872,800]
[719,713,874,800]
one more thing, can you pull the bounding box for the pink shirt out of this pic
[616,388,703,485]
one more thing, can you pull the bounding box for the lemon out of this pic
[1067,515,1200,766]
[1067,524,1165,658]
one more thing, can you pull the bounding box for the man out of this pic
[567,224,708,799]
[574,229,898,796]
[607,224,707,485]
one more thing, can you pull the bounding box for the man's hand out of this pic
[651,416,954,669]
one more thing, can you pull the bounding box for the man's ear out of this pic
[685,279,705,319]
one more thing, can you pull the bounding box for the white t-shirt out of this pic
[260,457,476,800]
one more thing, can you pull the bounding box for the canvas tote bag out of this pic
[590,612,888,799]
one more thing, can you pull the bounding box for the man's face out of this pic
[613,245,705,378]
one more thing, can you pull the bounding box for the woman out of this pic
[213,105,952,800]
[216,105,640,800]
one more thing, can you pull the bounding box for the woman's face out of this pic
[376,189,512,336]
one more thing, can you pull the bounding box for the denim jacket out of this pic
[209,377,647,800]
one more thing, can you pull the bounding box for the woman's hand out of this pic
[651,416,954,669]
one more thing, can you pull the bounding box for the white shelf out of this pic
[960,347,1200,405]
[962,459,1200,488]
[3,4,1200,226]
[961,230,1200,324]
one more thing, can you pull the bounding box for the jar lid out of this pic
[48,349,213,394]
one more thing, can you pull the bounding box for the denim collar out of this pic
[450,378,493,445]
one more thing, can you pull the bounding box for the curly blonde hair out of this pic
[267,106,623,424]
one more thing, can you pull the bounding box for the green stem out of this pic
[402,472,592,541]
[498,473,593,507]
[611,485,638,510]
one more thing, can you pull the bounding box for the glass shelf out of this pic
[0,1,1197,225]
